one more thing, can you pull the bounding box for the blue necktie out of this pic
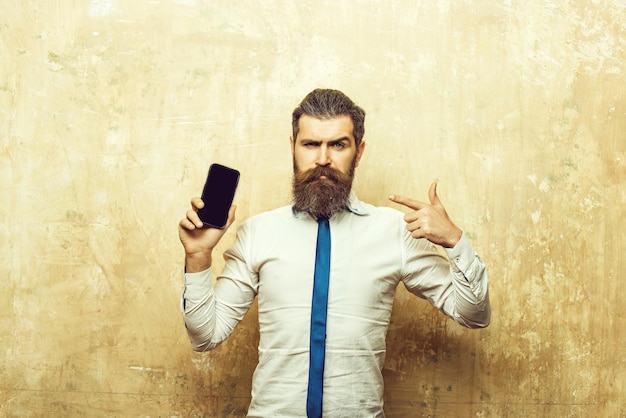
[306,217,331,418]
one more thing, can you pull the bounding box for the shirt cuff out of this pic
[444,232,476,275]
[183,268,213,299]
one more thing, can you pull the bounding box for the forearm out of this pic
[182,254,257,351]
[444,233,491,328]
[181,268,221,351]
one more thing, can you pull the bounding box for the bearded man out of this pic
[178,89,491,418]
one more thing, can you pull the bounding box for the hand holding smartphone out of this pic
[197,163,240,229]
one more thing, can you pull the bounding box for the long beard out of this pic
[292,160,355,219]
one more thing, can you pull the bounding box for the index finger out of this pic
[388,194,427,211]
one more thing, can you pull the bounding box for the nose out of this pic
[316,144,331,166]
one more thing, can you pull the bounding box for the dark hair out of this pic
[292,89,366,146]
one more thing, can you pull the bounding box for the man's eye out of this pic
[332,142,346,149]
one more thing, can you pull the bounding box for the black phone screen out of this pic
[197,163,240,229]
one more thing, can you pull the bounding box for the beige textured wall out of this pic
[1,1,625,416]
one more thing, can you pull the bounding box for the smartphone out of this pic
[197,163,240,229]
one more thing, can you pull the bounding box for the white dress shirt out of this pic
[182,192,490,417]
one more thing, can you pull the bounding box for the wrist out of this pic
[185,252,212,273]
[446,227,463,248]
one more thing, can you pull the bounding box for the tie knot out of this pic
[317,217,329,225]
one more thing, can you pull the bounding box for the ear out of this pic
[290,136,295,155]
[354,141,366,167]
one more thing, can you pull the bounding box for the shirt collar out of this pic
[291,190,369,218]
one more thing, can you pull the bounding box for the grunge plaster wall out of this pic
[1,1,625,416]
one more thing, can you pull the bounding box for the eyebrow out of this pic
[300,136,352,145]
[330,137,351,144]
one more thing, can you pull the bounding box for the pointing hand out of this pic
[389,182,462,248]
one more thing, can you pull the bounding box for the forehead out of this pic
[296,114,355,142]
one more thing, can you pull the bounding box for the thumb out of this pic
[429,182,442,207]
[225,205,237,228]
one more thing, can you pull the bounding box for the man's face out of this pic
[291,114,365,176]
[290,115,366,219]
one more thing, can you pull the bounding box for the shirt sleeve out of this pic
[181,224,258,351]
[401,231,491,329]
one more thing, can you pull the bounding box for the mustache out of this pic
[295,165,352,184]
